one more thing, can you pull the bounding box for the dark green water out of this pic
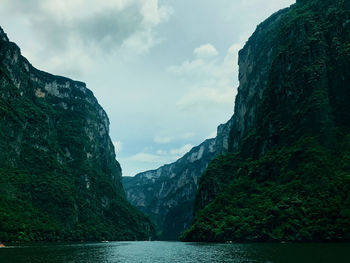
[0,241,349,263]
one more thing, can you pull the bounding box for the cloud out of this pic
[169,144,193,157]
[1,0,172,75]
[206,130,217,139]
[126,152,163,163]
[176,86,233,111]
[154,135,173,144]
[125,143,194,164]
[141,0,173,25]
[183,132,195,139]
[154,133,195,144]
[169,43,242,112]
[156,149,167,155]
[113,141,123,154]
[73,8,144,51]
[194,44,218,59]
[168,59,206,76]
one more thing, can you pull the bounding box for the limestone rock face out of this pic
[0,26,155,242]
[229,9,289,152]
[123,117,234,240]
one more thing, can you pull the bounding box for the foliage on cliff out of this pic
[182,0,350,242]
[122,117,233,240]
[122,138,219,240]
[0,27,155,242]
[182,136,350,242]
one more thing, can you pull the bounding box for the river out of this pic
[0,241,349,262]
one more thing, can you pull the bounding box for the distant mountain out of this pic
[182,0,350,242]
[123,117,233,239]
[0,26,155,242]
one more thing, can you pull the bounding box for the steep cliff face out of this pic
[182,0,350,242]
[0,26,155,242]
[229,8,290,153]
[123,116,234,240]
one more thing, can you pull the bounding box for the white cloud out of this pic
[169,144,193,157]
[206,130,217,139]
[154,133,195,144]
[125,143,193,165]
[121,28,161,54]
[113,141,123,153]
[176,86,233,110]
[141,0,173,26]
[194,44,218,59]
[39,39,93,77]
[183,132,195,139]
[168,59,207,75]
[156,149,167,155]
[1,0,172,75]
[126,152,163,163]
[154,135,173,144]
[169,42,243,112]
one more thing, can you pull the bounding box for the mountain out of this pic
[0,26,155,242]
[123,116,234,239]
[181,0,350,242]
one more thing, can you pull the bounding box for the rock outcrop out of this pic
[0,26,155,242]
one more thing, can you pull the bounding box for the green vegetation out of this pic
[0,169,155,242]
[122,136,224,241]
[182,0,350,242]
[182,136,350,242]
[0,33,155,242]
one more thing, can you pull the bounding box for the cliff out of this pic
[123,116,234,240]
[182,0,350,242]
[0,26,155,242]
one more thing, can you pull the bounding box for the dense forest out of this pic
[182,0,350,242]
[0,26,155,242]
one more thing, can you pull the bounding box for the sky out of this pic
[0,0,295,177]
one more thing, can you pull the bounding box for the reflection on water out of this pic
[1,241,349,263]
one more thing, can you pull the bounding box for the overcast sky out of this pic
[0,0,295,176]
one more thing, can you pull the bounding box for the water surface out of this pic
[1,241,349,263]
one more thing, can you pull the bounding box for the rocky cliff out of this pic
[0,26,155,242]
[123,116,234,240]
[182,0,350,242]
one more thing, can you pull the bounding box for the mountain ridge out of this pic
[0,25,155,242]
[123,116,234,239]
